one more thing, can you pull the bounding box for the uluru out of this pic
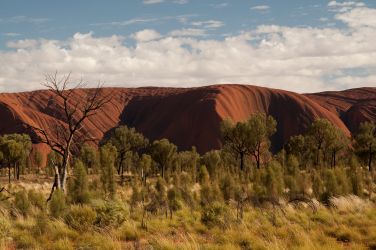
[0,84,374,154]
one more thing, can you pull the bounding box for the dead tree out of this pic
[26,72,111,196]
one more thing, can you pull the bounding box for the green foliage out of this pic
[69,160,90,204]
[220,174,236,202]
[65,205,97,231]
[167,187,181,218]
[93,199,128,228]
[33,150,43,172]
[49,189,67,218]
[151,139,177,179]
[354,121,376,171]
[14,190,31,216]
[108,125,148,178]
[201,150,221,180]
[28,189,46,211]
[221,113,277,170]
[200,183,221,207]
[80,143,98,173]
[201,202,230,229]
[198,165,210,185]
[265,161,284,198]
[100,143,117,199]
[138,154,152,184]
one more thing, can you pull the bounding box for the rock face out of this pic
[0,84,375,154]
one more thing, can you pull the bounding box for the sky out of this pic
[0,0,375,93]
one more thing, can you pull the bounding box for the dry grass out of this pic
[0,175,374,249]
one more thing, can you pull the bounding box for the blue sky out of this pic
[0,0,375,92]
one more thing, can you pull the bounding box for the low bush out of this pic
[64,205,97,231]
[49,189,67,218]
[201,202,231,229]
[14,190,31,216]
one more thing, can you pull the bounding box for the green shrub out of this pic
[118,223,140,241]
[201,202,230,229]
[49,189,67,218]
[64,205,97,231]
[33,212,49,235]
[28,189,46,211]
[69,160,90,204]
[14,190,31,216]
[93,199,128,228]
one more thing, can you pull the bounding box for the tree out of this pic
[100,144,117,199]
[26,72,111,194]
[108,126,148,181]
[34,150,43,174]
[327,128,348,168]
[69,160,90,204]
[286,135,307,164]
[201,150,221,181]
[138,154,152,185]
[178,147,200,181]
[354,121,376,172]
[79,143,98,173]
[0,134,32,183]
[151,139,177,179]
[221,113,276,170]
[167,187,181,219]
[307,119,337,166]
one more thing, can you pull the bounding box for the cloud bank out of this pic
[0,5,375,93]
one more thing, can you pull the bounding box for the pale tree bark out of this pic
[26,72,111,196]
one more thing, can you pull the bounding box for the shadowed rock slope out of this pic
[0,84,375,154]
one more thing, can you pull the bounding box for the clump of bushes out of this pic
[64,205,97,231]
[201,202,231,229]
[49,189,67,218]
[14,190,31,216]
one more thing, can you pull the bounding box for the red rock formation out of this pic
[0,85,374,156]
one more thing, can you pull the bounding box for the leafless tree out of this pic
[26,72,111,197]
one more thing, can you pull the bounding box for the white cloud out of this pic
[335,7,376,27]
[131,29,162,42]
[6,39,39,49]
[191,20,224,29]
[169,28,206,37]
[328,1,365,12]
[250,5,270,11]
[143,0,164,4]
[1,6,376,93]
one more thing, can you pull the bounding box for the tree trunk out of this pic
[59,141,71,193]
[240,152,244,171]
[16,163,20,180]
[369,148,373,172]
[8,165,11,184]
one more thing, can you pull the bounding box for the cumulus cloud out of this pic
[328,1,365,12]
[1,6,376,93]
[169,28,206,37]
[191,20,224,29]
[131,29,162,42]
[335,7,376,27]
